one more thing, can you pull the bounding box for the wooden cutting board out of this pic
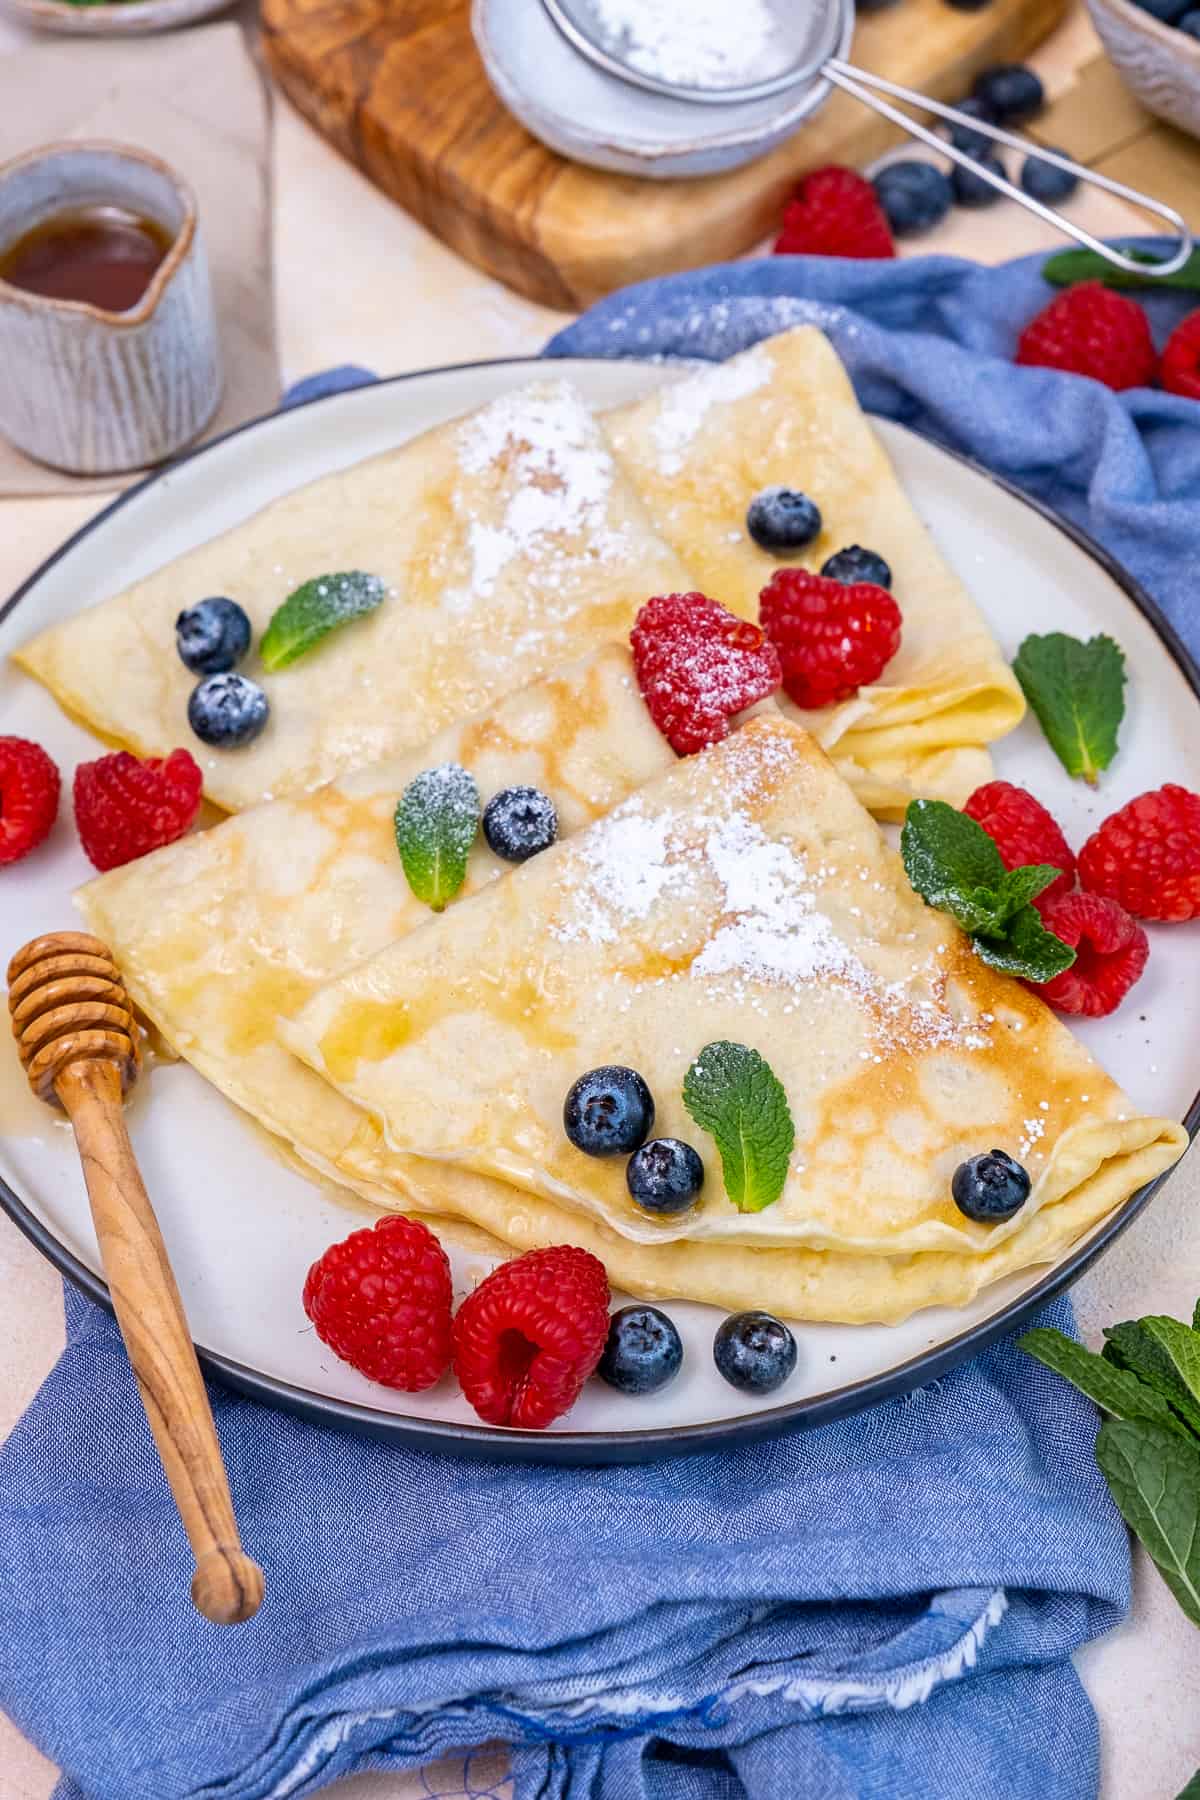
[261,0,1069,311]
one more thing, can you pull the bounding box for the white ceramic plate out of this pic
[1,356,1198,1463]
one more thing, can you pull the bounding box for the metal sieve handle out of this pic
[822,60,1192,277]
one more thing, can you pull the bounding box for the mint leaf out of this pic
[1176,1770,1200,1800]
[1104,1322,1200,1439]
[1012,633,1126,783]
[963,865,1063,941]
[260,570,386,670]
[902,802,1074,983]
[1142,1314,1200,1416]
[1194,1296,1200,1334]
[902,800,1006,912]
[973,902,1077,983]
[1043,246,1200,291]
[1018,1328,1194,1440]
[1095,1418,1200,1626]
[993,863,1061,920]
[682,1040,794,1214]
[393,763,480,912]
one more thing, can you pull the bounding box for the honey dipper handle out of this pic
[56,1058,264,1625]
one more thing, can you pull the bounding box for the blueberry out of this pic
[821,545,892,589]
[951,153,1007,209]
[855,0,900,10]
[951,1149,1031,1222]
[187,671,269,748]
[713,1311,797,1395]
[1020,148,1080,204]
[597,1305,683,1395]
[564,1066,654,1157]
[872,161,953,237]
[482,786,558,863]
[942,0,993,12]
[746,487,822,555]
[175,597,252,675]
[626,1137,704,1214]
[971,64,1044,126]
[943,94,995,157]
[1179,6,1200,28]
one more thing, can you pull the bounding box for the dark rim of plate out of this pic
[1,354,1198,1466]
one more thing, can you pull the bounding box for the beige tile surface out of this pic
[2,5,1199,1796]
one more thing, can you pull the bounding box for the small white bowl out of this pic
[1087,0,1200,138]
[0,0,233,36]
[473,0,853,178]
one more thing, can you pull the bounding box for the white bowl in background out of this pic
[0,0,233,36]
[1087,0,1200,139]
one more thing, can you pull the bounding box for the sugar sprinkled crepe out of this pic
[283,716,1184,1320]
[603,326,1025,817]
[75,646,675,1194]
[17,381,690,813]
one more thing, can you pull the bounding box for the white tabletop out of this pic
[0,8,1198,1797]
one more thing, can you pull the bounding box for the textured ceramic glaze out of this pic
[0,143,222,474]
[1087,0,1200,138]
[0,0,234,38]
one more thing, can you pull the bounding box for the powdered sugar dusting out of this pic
[650,350,771,476]
[557,799,687,946]
[453,383,626,603]
[693,813,857,987]
[548,739,985,1055]
[590,0,779,88]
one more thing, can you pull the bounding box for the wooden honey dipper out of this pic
[7,931,264,1625]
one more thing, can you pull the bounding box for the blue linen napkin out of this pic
[9,240,1195,1800]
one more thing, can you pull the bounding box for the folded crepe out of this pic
[17,381,690,813]
[75,645,675,1193]
[282,715,1184,1322]
[603,327,1025,817]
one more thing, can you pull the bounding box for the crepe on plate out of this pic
[16,380,690,813]
[75,645,675,1199]
[603,326,1026,817]
[282,715,1184,1323]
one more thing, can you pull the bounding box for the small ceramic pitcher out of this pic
[0,141,222,474]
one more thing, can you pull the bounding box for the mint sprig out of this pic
[394,763,480,912]
[1021,1300,1200,1633]
[682,1041,794,1215]
[900,800,1074,984]
[1012,632,1126,784]
[260,570,386,670]
[1043,246,1200,292]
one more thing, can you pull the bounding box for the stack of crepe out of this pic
[14,328,1183,1326]
[16,327,1024,819]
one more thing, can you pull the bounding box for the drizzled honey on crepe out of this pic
[75,646,674,1189]
[603,327,1026,817]
[282,717,1183,1321]
[16,381,690,813]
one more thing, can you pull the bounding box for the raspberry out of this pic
[1016,283,1157,391]
[1034,891,1148,1017]
[963,780,1075,903]
[774,166,895,260]
[631,592,781,756]
[759,568,902,709]
[453,1245,611,1429]
[1078,783,1200,921]
[302,1215,453,1391]
[1161,308,1200,401]
[0,736,60,867]
[73,748,202,872]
